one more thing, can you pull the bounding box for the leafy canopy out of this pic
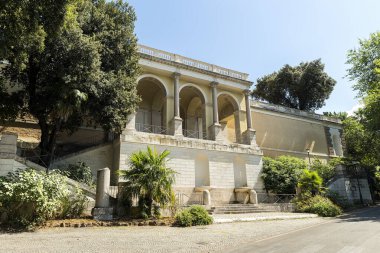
[0,0,140,162]
[252,59,336,111]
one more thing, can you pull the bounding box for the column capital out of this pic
[210,81,219,88]
[243,89,251,96]
[172,72,181,79]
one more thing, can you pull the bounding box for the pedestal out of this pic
[242,128,257,146]
[209,123,224,143]
[170,116,183,137]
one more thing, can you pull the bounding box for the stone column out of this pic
[92,167,113,220]
[209,81,223,142]
[244,89,252,130]
[210,81,219,124]
[95,168,111,208]
[173,72,181,118]
[242,90,257,146]
[171,72,183,136]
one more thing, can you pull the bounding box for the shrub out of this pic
[261,156,306,194]
[295,195,342,217]
[175,209,193,227]
[60,162,94,186]
[311,159,336,183]
[58,188,88,219]
[297,169,323,195]
[0,169,87,228]
[175,205,213,227]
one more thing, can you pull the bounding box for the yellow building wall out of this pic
[252,110,331,161]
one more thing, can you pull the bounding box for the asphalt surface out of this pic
[224,205,380,253]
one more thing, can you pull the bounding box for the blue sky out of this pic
[128,0,380,114]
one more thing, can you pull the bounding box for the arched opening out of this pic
[195,153,210,187]
[179,86,206,139]
[135,77,167,134]
[217,94,241,143]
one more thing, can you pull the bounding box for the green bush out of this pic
[297,169,323,195]
[60,162,94,186]
[295,195,342,217]
[175,209,193,227]
[0,169,87,228]
[175,205,213,227]
[262,156,306,194]
[311,159,336,183]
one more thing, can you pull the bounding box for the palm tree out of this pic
[119,146,176,218]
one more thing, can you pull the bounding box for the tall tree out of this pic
[252,59,336,111]
[0,0,140,164]
[347,32,380,132]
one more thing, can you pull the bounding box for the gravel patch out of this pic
[0,217,327,253]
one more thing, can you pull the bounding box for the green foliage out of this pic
[0,0,140,165]
[295,195,342,217]
[119,147,176,218]
[252,59,336,111]
[322,111,348,121]
[57,188,88,219]
[60,162,94,185]
[0,169,87,228]
[175,209,193,227]
[345,32,380,197]
[175,206,213,227]
[297,170,323,195]
[346,32,380,96]
[261,156,306,194]
[310,159,335,183]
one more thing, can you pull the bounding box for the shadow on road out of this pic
[336,205,380,223]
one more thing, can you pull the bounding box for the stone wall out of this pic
[119,131,264,204]
[0,133,27,176]
[51,143,114,179]
[328,165,372,204]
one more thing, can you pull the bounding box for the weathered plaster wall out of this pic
[52,143,114,179]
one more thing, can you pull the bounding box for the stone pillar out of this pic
[0,132,17,159]
[242,90,257,146]
[209,81,223,142]
[244,89,252,130]
[171,72,183,136]
[173,72,181,118]
[210,81,219,124]
[95,168,110,208]
[92,167,113,220]
[249,189,258,204]
[203,189,211,207]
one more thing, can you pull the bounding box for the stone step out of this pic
[212,210,275,214]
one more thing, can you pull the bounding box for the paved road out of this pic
[0,216,326,253]
[225,206,380,253]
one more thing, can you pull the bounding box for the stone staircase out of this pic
[209,203,294,214]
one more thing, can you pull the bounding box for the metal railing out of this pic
[138,44,249,80]
[175,192,204,206]
[257,193,296,204]
[135,123,167,135]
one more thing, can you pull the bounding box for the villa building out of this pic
[2,45,365,205]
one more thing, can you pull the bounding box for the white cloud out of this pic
[346,102,364,116]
